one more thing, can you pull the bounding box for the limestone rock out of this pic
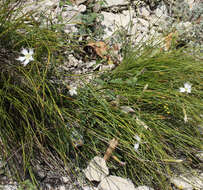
[58,185,66,190]
[98,175,136,190]
[171,177,193,190]
[104,0,129,7]
[134,186,154,190]
[101,10,134,38]
[196,152,203,162]
[0,184,18,190]
[83,185,99,190]
[138,6,151,18]
[83,156,109,182]
[170,173,203,190]
[154,4,168,18]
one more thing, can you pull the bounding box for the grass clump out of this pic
[0,0,202,189]
[0,0,73,184]
[72,47,202,188]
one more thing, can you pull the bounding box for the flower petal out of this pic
[21,48,28,55]
[134,143,140,151]
[186,88,191,93]
[28,48,34,55]
[29,56,34,61]
[134,135,141,142]
[16,56,26,62]
[179,87,185,93]
[23,59,29,66]
[69,86,77,96]
[184,82,191,88]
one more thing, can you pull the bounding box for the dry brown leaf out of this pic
[112,155,126,166]
[195,16,202,24]
[164,31,178,51]
[103,138,118,161]
[87,41,108,59]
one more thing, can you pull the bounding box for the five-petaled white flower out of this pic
[134,135,141,152]
[179,82,192,93]
[69,85,77,96]
[16,48,34,66]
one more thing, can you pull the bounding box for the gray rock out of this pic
[170,172,203,190]
[154,4,168,18]
[104,0,129,7]
[195,152,203,162]
[0,184,18,190]
[61,176,71,184]
[101,9,135,38]
[98,175,136,190]
[171,177,193,190]
[58,185,66,190]
[138,6,151,18]
[134,186,154,190]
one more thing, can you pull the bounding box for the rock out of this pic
[75,0,87,6]
[45,183,52,190]
[154,4,168,18]
[99,64,115,71]
[0,184,18,190]
[175,21,193,34]
[82,185,99,190]
[83,156,109,182]
[86,61,96,68]
[138,6,151,18]
[20,0,59,18]
[61,176,71,183]
[196,152,203,162]
[170,172,203,190]
[58,185,66,190]
[60,4,87,34]
[171,177,193,190]
[137,18,150,29]
[104,0,129,7]
[185,0,195,10]
[68,54,81,67]
[134,186,154,190]
[101,10,135,38]
[98,175,136,190]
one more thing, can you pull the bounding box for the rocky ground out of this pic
[0,0,203,189]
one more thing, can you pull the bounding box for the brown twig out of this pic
[103,138,118,161]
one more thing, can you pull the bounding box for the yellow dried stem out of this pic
[103,138,118,161]
[112,155,126,166]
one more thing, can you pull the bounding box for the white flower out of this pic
[179,82,192,93]
[16,48,34,66]
[134,135,141,151]
[69,85,77,96]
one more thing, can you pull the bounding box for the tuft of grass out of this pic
[71,47,203,188]
[0,0,202,189]
[0,0,73,185]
